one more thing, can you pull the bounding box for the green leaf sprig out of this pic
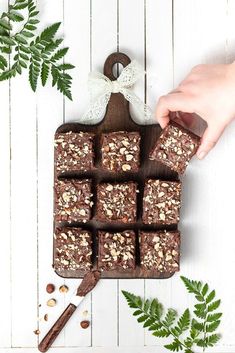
[123,276,222,353]
[0,0,74,99]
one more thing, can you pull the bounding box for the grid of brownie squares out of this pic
[149,122,200,174]
[98,230,136,270]
[54,227,92,271]
[55,131,95,174]
[139,230,180,273]
[54,129,184,275]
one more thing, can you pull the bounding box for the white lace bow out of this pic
[80,60,153,124]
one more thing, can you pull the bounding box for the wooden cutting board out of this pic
[53,52,179,279]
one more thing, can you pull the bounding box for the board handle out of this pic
[103,52,131,80]
[38,303,77,352]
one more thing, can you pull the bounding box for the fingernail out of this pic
[197,151,207,160]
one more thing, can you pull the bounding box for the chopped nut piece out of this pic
[44,314,48,322]
[47,298,57,307]
[33,329,40,335]
[80,320,90,329]
[46,283,55,294]
[101,131,140,172]
[149,122,200,174]
[59,285,69,293]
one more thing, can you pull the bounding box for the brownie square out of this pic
[96,182,138,223]
[139,230,180,272]
[54,179,93,223]
[149,122,200,174]
[143,179,181,225]
[54,227,92,271]
[55,131,94,174]
[101,131,140,172]
[98,230,136,270]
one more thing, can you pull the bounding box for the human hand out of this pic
[156,62,235,159]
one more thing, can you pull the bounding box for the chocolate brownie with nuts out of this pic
[149,122,200,174]
[101,131,140,172]
[143,179,181,225]
[54,179,93,223]
[54,227,92,271]
[55,131,95,174]
[96,182,138,223]
[98,230,136,270]
[139,230,180,273]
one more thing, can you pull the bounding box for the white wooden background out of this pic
[1,0,235,352]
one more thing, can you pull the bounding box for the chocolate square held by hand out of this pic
[96,182,138,223]
[139,230,180,273]
[149,122,200,174]
[54,227,92,271]
[143,179,181,225]
[54,179,93,223]
[101,131,140,172]
[55,131,95,174]
[98,230,136,270]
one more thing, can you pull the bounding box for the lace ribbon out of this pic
[79,60,153,124]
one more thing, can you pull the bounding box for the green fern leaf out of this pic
[22,30,34,38]
[58,63,75,70]
[164,339,183,352]
[153,328,170,338]
[206,320,220,333]
[0,55,8,68]
[137,315,148,323]
[208,300,221,312]
[13,3,28,10]
[197,333,220,348]
[0,67,17,81]
[0,19,12,30]
[7,11,24,22]
[174,309,190,334]
[29,61,40,91]
[206,290,215,304]
[15,34,27,44]
[143,317,155,328]
[39,22,61,42]
[202,283,209,296]
[180,276,202,295]
[163,309,177,328]
[148,322,162,331]
[207,313,222,322]
[0,36,16,46]
[51,47,69,62]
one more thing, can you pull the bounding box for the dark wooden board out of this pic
[53,52,179,279]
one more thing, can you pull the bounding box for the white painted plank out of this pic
[173,0,235,350]
[10,46,38,348]
[0,1,11,347]
[63,0,92,346]
[91,0,119,347]
[36,0,66,348]
[118,0,145,346]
